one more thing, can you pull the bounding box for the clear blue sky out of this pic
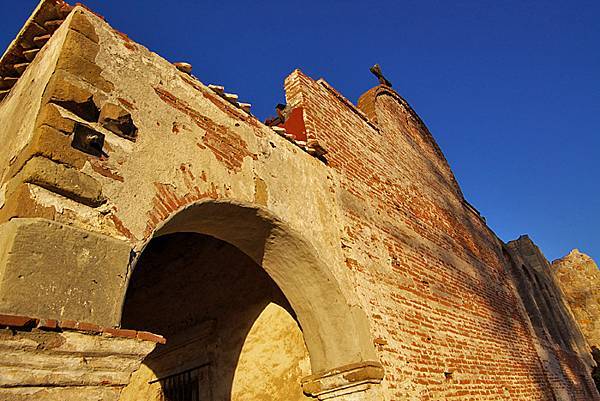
[2,1,599,263]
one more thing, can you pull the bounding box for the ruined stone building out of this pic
[553,250,600,350]
[552,250,600,387]
[0,1,598,400]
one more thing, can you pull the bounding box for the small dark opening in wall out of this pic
[444,371,453,380]
[71,124,106,157]
[53,96,100,122]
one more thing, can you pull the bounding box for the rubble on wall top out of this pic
[1,1,376,165]
[206,81,252,114]
[169,60,327,160]
[171,61,255,117]
[173,62,192,74]
[271,124,327,158]
[208,84,224,93]
[204,79,327,158]
[0,0,73,102]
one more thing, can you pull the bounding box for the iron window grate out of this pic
[151,365,209,401]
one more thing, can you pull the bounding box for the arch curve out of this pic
[120,199,378,374]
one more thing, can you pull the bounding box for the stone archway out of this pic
[119,232,312,401]
[117,200,383,400]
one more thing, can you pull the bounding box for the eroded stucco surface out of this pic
[0,2,598,400]
[553,250,600,348]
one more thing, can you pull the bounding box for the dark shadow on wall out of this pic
[121,232,304,400]
[593,347,600,391]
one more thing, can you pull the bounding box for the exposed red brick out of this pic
[37,318,59,330]
[137,331,166,344]
[143,178,218,239]
[0,314,38,328]
[113,29,136,51]
[75,3,106,21]
[103,327,137,339]
[117,97,136,110]
[89,159,125,182]
[108,214,135,239]
[73,321,102,333]
[59,320,78,329]
[179,75,264,133]
[154,87,257,173]
[181,75,245,120]
[282,70,597,400]
[282,107,307,141]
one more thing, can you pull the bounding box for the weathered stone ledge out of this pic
[301,361,384,399]
[0,313,165,344]
[0,315,160,400]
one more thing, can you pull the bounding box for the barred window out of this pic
[153,366,209,401]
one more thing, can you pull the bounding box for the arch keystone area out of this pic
[128,200,382,380]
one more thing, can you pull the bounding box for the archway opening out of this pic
[119,232,312,401]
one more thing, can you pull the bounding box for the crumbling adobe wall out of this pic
[552,250,600,348]
[0,1,598,400]
[0,4,382,400]
[284,72,599,399]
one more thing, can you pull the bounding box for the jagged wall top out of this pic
[552,249,600,347]
[0,0,72,101]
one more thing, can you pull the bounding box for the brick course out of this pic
[285,71,597,400]
[0,2,596,400]
[0,313,166,344]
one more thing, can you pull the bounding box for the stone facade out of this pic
[0,1,597,400]
[552,249,600,391]
[505,237,597,399]
[552,250,600,349]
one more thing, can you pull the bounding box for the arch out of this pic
[120,232,312,401]
[118,199,377,374]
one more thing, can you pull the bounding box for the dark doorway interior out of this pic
[120,233,311,401]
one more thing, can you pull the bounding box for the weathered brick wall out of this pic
[0,2,598,400]
[285,71,597,400]
[0,6,383,399]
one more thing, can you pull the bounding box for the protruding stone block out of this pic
[208,84,224,94]
[61,29,100,63]
[68,9,100,43]
[6,156,105,207]
[0,218,132,327]
[302,361,385,400]
[223,93,239,103]
[6,125,87,180]
[42,70,99,110]
[173,62,192,74]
